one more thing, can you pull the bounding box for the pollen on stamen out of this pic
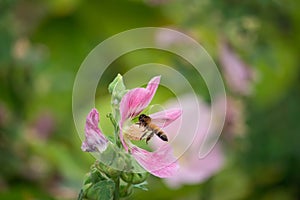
[123,124,145,141]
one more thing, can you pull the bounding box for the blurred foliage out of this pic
[0,0,300,199]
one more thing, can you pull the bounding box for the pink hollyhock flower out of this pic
[219,40,257,96]
[152,95,224,188]
[81,108,109,153]
[120,76,181,178]
[81,76,181,178]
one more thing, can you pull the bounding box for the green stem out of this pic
[77,189,84,200]
[200,177,213,200]
[113,176,120,200]
[107,112,121,199]
[107,113,121,146]
[115,126,121,148]
[107,113,117,127]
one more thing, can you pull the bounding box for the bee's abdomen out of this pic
[156,131,168,142]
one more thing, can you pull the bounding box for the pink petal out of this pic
[150,95,225,188]
[146,76,161,95]
[120,76,161,122]
[149,108,182,128]
[131,145,179,178]
[81,108,109,152]
[164,144,224,188]
[120,88,150,121]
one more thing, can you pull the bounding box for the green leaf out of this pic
[85,179,115,200]
[83,167,107,185]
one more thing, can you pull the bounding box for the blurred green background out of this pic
[0,0,300,199]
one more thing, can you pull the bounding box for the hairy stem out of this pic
[107,113,121,147]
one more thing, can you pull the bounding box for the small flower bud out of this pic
[121,171,149,184]
[96,161,121,178]
[83,167,105,185]
[108,74,127,101]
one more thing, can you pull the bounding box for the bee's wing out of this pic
[149,108,182,129]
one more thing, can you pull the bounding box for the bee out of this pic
[137,114,168,144]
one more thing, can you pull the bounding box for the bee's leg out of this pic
[140,131,148,141]
[146,132,154,144]
[135,122,141,128]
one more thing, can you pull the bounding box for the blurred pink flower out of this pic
[32,112,55,140]
[152,95,224,188]
[219,40,257,96]
[155,28,190,49]
[81,108,109,153]
[120,76,181,178]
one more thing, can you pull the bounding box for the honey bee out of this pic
[137,114,168,144]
